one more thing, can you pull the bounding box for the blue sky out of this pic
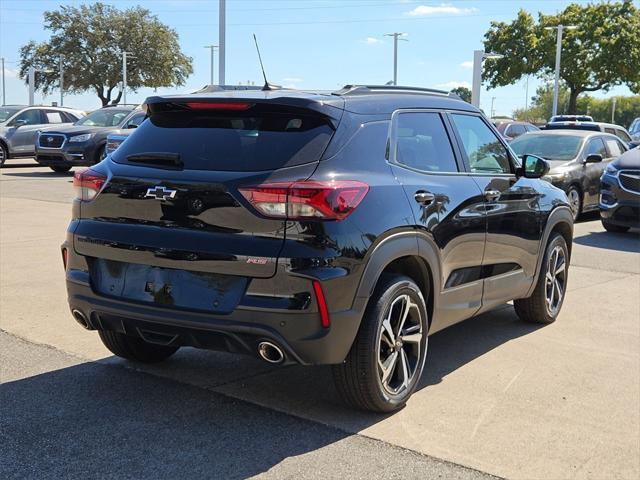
[0,0,637,116]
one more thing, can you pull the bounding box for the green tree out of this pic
[19,2,193,106]
[450,86,471,103]
[483,1,640,114]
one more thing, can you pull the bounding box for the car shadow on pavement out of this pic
[1,354,353,479]
[573,230,640,253]
[0,170,75,178]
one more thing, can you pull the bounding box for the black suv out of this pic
[63,85,573,412]
[600,147,640,232]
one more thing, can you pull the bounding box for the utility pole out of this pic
[490,96,496,118]
[28,67,35,105]
[59,55,64,107]
[611,97,617,123]
[1,57,5,105]
[385,33,407,86]
[204,45,218,86]
[545,24,578,118]
[219,0,226,85]
[524,75,530,122]
[121,51,134,105]
[471,50,503,108]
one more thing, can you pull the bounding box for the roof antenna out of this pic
[253,34,280,91]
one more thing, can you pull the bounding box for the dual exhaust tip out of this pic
[257,341,284,364]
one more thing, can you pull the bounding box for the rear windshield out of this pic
[510,135,583,161]
[111,109,334,171]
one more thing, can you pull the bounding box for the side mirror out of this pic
[519,154,550,179]
[584,154,603,163]
[12,119,27,128]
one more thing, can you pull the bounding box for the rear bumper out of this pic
[63,244,367,366]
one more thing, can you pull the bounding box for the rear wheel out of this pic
[50,165,72,173]
[566,186,581,221]
[332,275,428,412]
[98,330,179,363]
[514,233,569,324]
[601,220,629,233]
[0,143,7,167]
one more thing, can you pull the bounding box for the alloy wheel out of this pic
[544,245,567,317]
[567,188,580,220]
[377,294,423,395]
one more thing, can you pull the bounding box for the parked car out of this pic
[510,130,628,221]
[544,120,635,146]
[105,129,134,156]
[0,105,85,167]
[35,105,145,172]
[599,147,640,232]
[549,114,594,123]
[492,120,540,141]
[629,117,640,141]
[62,85,573,412]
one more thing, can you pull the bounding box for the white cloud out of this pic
[362,37,381,44]
[460,61,474,69]
[406,4,478,17]
[283,77,303,83]
[436,81,471,90]
[4,68,19,79]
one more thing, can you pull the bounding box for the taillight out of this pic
[239,180,369,221]
[73,168,106,201]
[185,102,252,111]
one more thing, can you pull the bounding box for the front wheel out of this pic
[332,275,428,412]
[514,233,569,324]
[601,220,629,233]
[566,186,582,222]
[0,143,7,167]
[98,330,179,363]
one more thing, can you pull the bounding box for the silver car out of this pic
[0,105,85,166]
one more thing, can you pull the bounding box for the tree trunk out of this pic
[110,90,123,106]
[568,88,581,115]
[95,85,108,106]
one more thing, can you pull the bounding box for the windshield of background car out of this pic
[75,109,132,127]
[0,107,21,123]
[112,109,335,171]
[510,134,583,161]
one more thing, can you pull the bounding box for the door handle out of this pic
[484,189,502,202]
[414,191,435,205]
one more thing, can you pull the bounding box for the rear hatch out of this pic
[74,96,342,294]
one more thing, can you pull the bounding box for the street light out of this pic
[120,51,135,105]
[544,24,578,117]
[204,45,218,86]
[384,32,408,86]
[471,50,503,108]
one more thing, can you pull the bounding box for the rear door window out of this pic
[394,112,459,172]
[604,138,623,157]
[44,110,64,123]
[614,129,631,143]
[112,109,334,171]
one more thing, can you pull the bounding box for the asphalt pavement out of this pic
[1,160,639,479]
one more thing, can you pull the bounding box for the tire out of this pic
[95,145,106,164]
[514,233,569,324]
[601,220,629,233]
[332,274,428,413]
[50,165,72,173]
[0,143,7,167]
[98,330,179,363]
[566,186,581,222]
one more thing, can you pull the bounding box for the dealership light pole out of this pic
[28,67,35,105]
[121,51,135,105]
[204,45,218,86]
[218,0,226,85]
[1,57,5,105]
[59,55,64,106]
[385,32,407,86]
[545,24,578,118]
[471,50,503,108]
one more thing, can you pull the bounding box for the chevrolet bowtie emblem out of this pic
[145,186,177,201]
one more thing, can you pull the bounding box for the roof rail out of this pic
[333,84,455,98]
[191,84,270,94]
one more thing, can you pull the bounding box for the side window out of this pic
[604,138,623,157]
[12,109,43,125]
[450,114,512,174]
[62,112,79,123]
[525,124,539,132]
[394,112,459,173]
[585,138,607,157]
[614,129,631,143]
[44,110,64,123]
[604,127,616,135]
[508,124,526,137]
[126,113,146,128]
[112,112,128,126]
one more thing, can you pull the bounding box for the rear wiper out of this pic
[126,153,183,170]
